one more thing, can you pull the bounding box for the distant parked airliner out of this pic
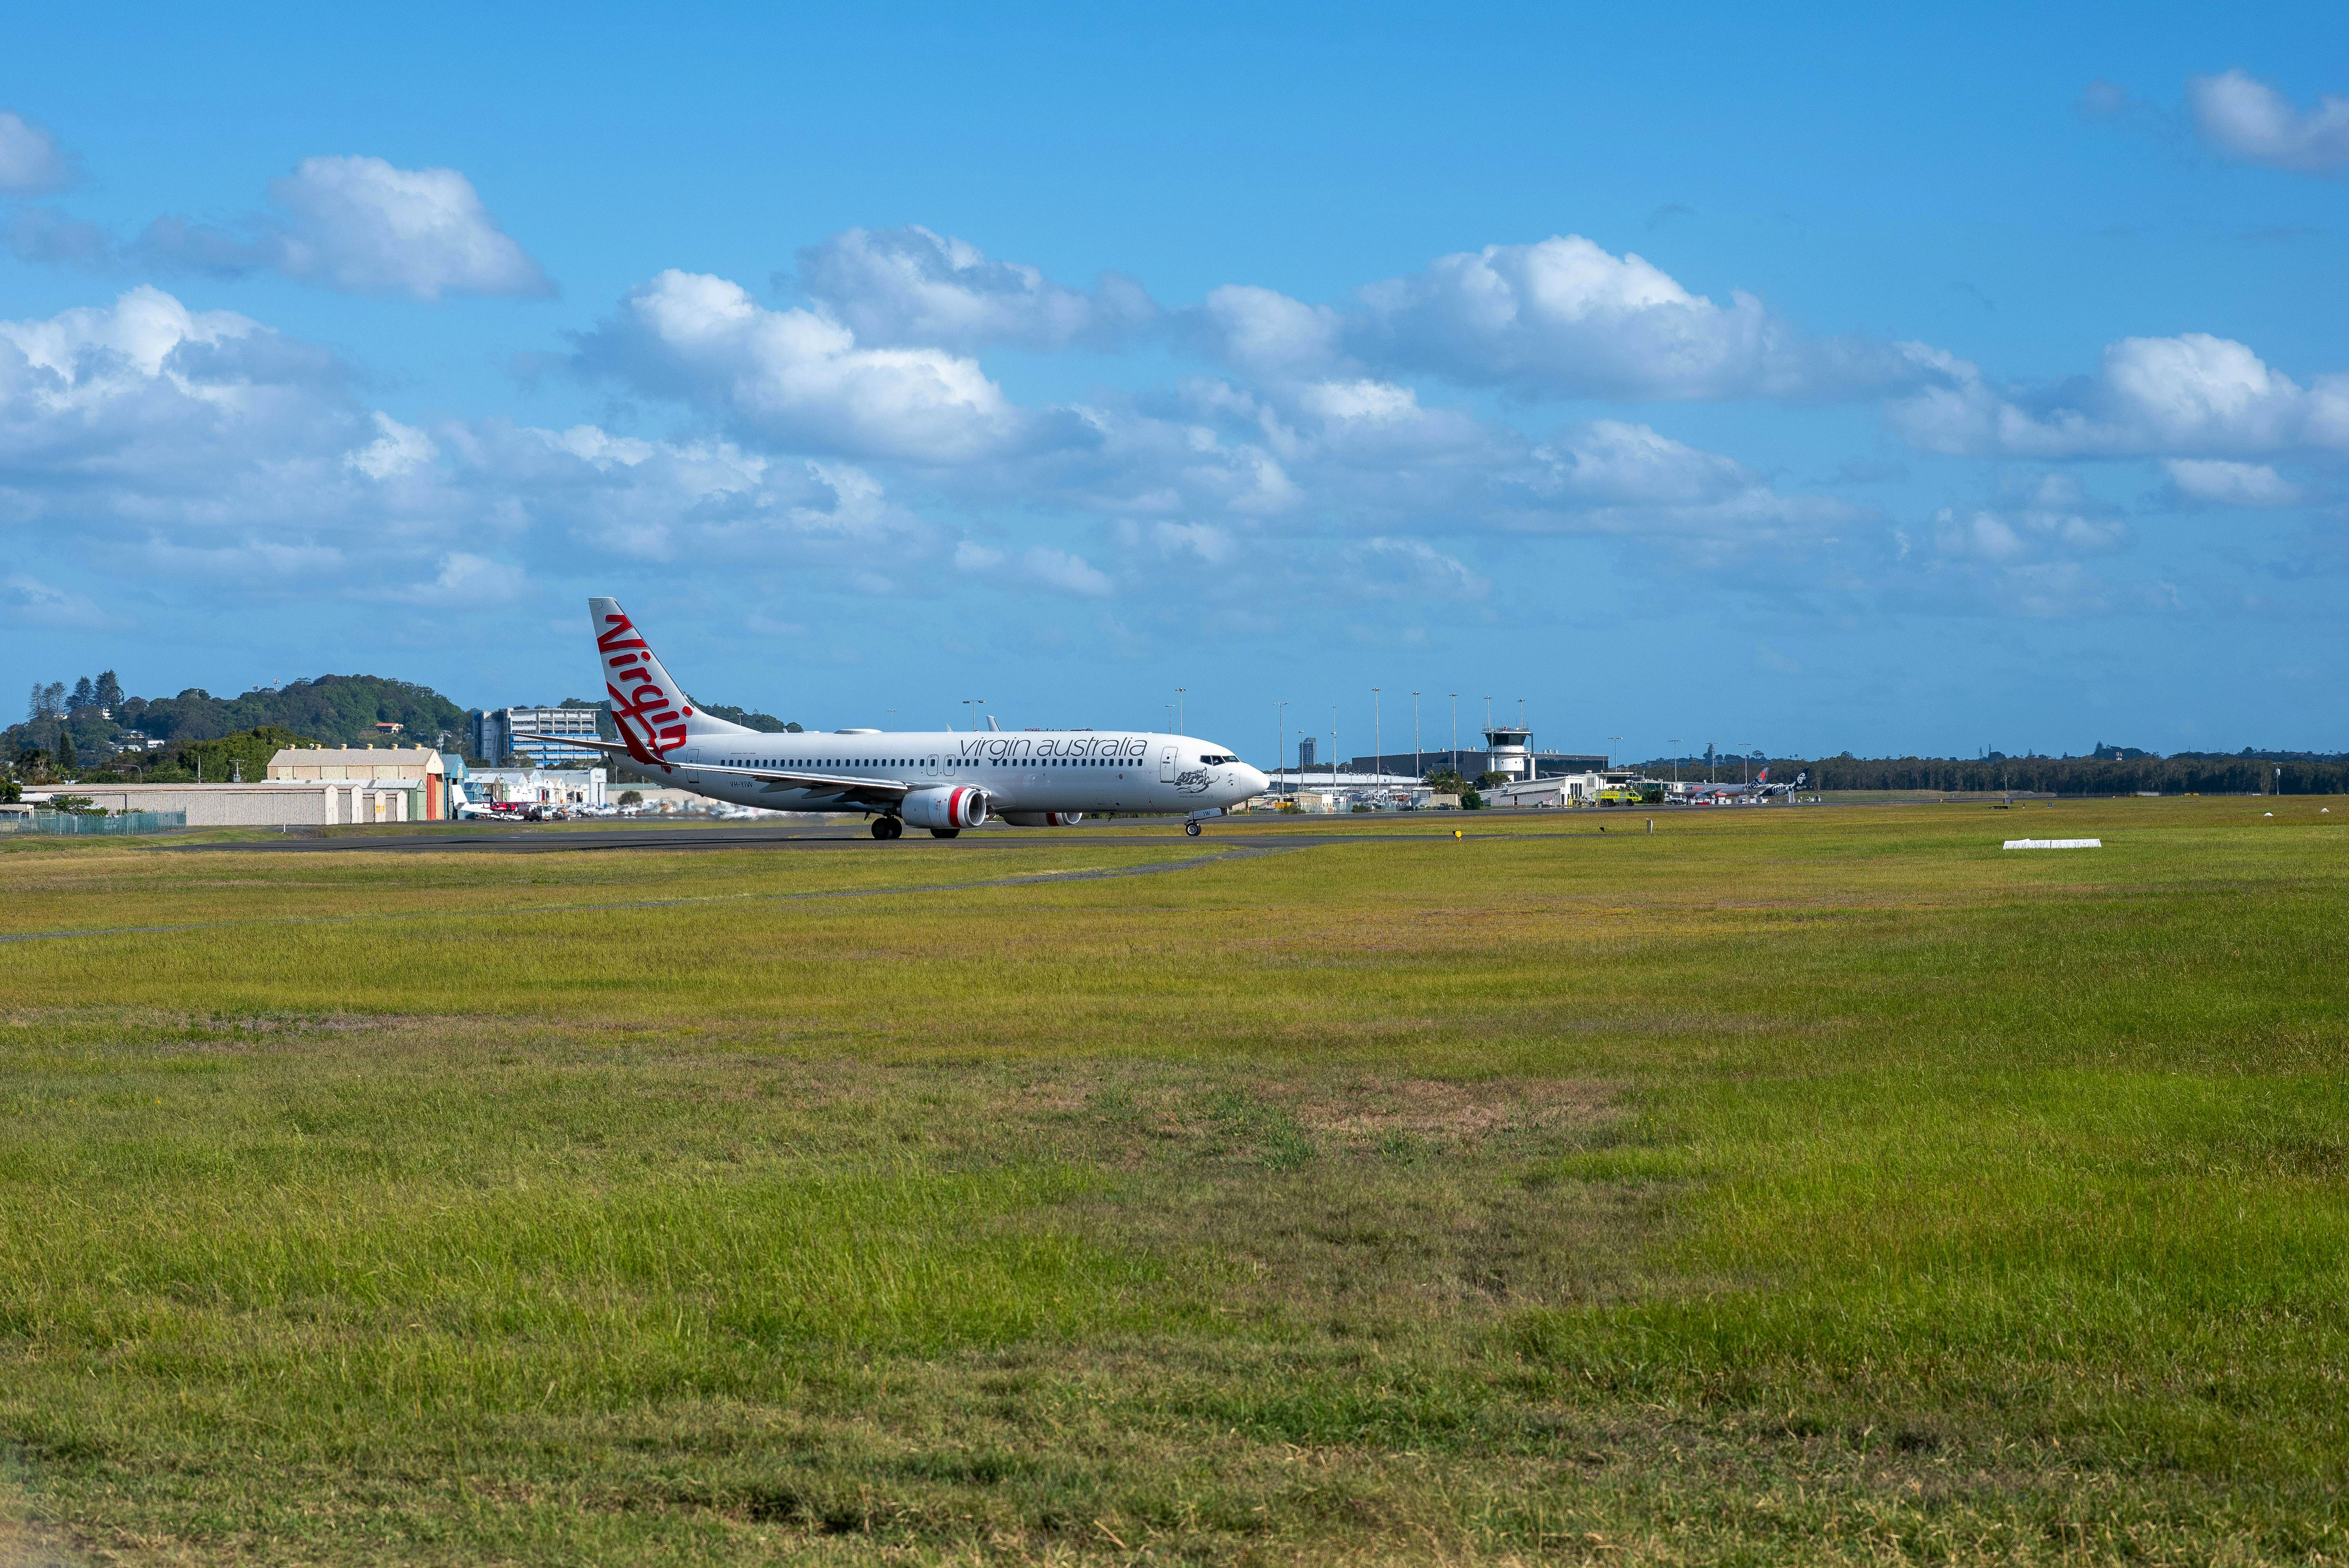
[570,596,1269,838]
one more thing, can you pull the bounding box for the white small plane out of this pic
[570,596,1270,839]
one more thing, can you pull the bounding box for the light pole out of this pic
[1372,689,1381,793]
[1275,700,1288,799]
[1609,736,1622,771]
[1176,688,1186,736]
[1741,742,1757,787]
[962,698,985,731]
[1667,740,1682,784]
[1412,691,1421,780]
[1330,706,1338,789]
[1483,696,1493,779]
[1449,693,1458,777]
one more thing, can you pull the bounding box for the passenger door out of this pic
[1158,745,1178,783]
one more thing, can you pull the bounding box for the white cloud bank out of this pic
[141,156,553,301]
[0,110,77,196]
[2189,69,2349,175]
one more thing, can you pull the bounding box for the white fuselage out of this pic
[659,729,1267,817]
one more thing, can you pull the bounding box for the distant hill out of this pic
[7,674,472,782]
[119,675,470,748]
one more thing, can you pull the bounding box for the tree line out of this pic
[1638,753,2349,796]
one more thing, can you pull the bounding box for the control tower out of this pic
[1483,725,1534,780]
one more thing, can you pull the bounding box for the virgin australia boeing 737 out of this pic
[569,597,1270,839]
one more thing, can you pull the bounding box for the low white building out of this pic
[44,780,426,826]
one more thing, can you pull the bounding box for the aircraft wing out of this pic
[538,736,915,803]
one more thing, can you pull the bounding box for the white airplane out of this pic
[572,596,1270,839]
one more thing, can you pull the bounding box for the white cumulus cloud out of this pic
[2188,69,2349,175]
[1887,333,2349,458]
[795,225,1155,351]
[0,111,77,197]
[2161,458,2304,508]
[570,269,1045,462]
[1021,544,1112,595]
[1192,236,1940,401]
[141,155,552,301]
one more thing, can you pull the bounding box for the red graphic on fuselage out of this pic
[597,612,691,765]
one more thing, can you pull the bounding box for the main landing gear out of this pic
[1185,820,1202,837]
[870,816,903,840]
[929,828,960,838]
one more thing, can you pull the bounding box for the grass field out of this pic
[0,799,2343,1565]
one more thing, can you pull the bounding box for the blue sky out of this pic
[4,2,2345,763]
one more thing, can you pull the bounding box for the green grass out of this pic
[0,800,2344,1563]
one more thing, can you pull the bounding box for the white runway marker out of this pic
[2003,838,2102,850]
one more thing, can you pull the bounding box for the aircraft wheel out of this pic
[872,817,902,840]
[1185,820,1202,837]
[929,828,960,839]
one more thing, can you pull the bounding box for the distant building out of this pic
[472,706,606,766]
[1346,736,1609,781]
[1297,736,1317,770]
[268,744,451,820]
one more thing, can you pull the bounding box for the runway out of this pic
[160,814,1663,854]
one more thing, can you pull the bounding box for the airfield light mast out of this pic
[1372,689,1381,794]
[1412,692,1420,781]
[1275,700,1288,799]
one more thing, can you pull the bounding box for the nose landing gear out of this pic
[871,816,903,840]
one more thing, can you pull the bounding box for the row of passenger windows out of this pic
[713,755,1141,770]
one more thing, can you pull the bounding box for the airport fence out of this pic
[0,810,188,835]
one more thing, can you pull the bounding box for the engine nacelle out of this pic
[998,811,1085,827]
[900,786,989,830]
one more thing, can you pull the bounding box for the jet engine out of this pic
[998,811,1085,827]
[900,786,989,830]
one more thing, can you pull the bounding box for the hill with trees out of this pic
[9,673,470,784]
